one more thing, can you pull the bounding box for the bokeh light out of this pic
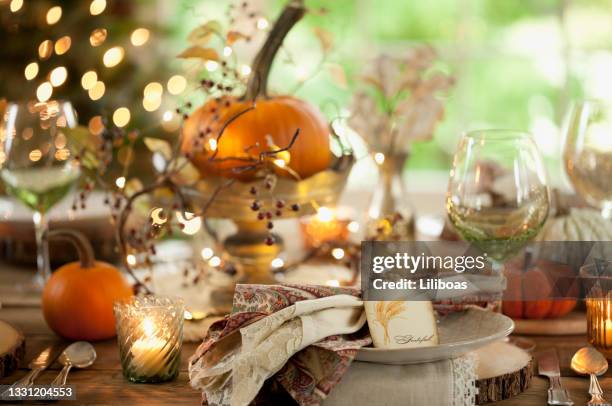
[88,116,105,136]
[9,0,23,13]
[89,0,106,16]
[130,28,150,46]
[36,82,53,102]
[49,66,67,87]
[88,81,105,100]
[167,75,186,95]
[38,40,53,60]
[54,36,72,55]
[113,107,131,127]
[143,98,162,112]
[29,149,42,162]
[46,6,62,25]
[81,71,98,90]
[24,62,38,80]
[103,46,124,67]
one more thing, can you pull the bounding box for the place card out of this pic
[364,300,439,349]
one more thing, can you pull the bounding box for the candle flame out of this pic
[142,318,155,337]
[316,206,335,222]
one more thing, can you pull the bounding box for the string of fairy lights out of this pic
[9,0,190,130]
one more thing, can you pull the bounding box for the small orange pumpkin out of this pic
[502,253,579,319]
[182,1,331,181]
[42,230,133,341]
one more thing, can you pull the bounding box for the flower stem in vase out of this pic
[366,151,415,240]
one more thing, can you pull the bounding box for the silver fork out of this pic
[1,345,57,398]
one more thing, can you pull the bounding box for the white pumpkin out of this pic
[536,208,612,270]
[538,208,612,241]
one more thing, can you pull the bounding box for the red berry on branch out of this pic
[265,236,275,245]
[267,221,274,230]
[291,203,300,211]
[250,201,260,211]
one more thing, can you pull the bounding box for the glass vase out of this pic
[366,151,415,240]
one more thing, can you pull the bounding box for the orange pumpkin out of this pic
[42,230,133,341]
[502,254,579,319]
[181,1,330,181]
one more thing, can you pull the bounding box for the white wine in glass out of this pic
[1,100,80,289]
[446,130,550,263]
[564,100,612,218]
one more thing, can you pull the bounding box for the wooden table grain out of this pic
[1,305,610,405]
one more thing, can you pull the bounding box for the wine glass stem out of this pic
[33,210,50,284]
[491,260,505,313]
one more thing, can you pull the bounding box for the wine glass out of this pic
[446,130,550,264]
[0,100,80,289]
[564,100,612,218]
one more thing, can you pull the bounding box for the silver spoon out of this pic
[571,346,610,406]
[51,342,97,387]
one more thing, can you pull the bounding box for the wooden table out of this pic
[1,307,610,405]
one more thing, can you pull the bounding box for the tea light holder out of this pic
[114,296,185,383]
[581,260,612,360]
[299,206,354,249]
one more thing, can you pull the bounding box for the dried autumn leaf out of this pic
[187,20,222,45]
[177,46,219,61]
[395,95,444,143]
[226,31,248,45]
[313,27,333,54]
[326,63,347,88]
[144,137,172,160]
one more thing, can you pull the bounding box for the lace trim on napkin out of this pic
[451,352,477,406]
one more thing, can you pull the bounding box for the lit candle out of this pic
[129,318,171,378]
[114,296,184,383]
[300,206,352,249]
[583,261,612,360]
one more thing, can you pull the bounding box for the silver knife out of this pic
[537,348,574,405]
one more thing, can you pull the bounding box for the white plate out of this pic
[356,307,514,365]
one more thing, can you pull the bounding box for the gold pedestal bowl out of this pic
[186,156,354,284]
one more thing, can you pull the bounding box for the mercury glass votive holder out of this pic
[113,296,185,383]
[581,261,612,360]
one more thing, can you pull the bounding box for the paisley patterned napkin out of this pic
[189,284,371,406]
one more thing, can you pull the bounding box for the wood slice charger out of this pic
[475,341,534,404]
[0,319,25,378]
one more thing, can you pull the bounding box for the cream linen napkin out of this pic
[192,294,366,406]
[324,355,477,406]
